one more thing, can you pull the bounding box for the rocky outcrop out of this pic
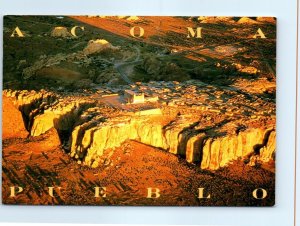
[69,113,170,167]
[4,89,57,131]
[237,17,259,24]
[30,100,93,136]
[200,128,275,170]
[21,39,114,80]
[69,110,275,170]
[139,56,190,81]
[2,95,29,139]
[256,17,276,24]
[198,17,235,24]
[3,90,95,137]
[22,54,75,80]
[259,130,276,162]
[51,27,72,37]
[126,16,140,21]
[3,89,276,171]
[83,39,119,55]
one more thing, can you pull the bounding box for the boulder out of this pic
[51,27,72,37]
[83,39,118,55]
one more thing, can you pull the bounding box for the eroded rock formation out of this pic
[3,89,95,136]
[51,27,72,38]
[2,96,29,139]
[83,39,119,55]
[3,89,276,171]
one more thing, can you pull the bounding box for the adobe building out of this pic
[124,90,145,104]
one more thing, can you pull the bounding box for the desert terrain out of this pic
[2,16,276,206]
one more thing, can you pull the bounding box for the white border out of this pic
[0,0,297,226]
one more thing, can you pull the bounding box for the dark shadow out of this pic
[253,129,275,155]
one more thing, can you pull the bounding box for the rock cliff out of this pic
[3,89,276,170]
[70,114,275,169]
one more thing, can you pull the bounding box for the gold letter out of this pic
[198,187,211,199]
[253,28,266,39]
[187,27,202,38]
[48,187,61,197]
[130,26,144,38]
[253,188,267,199]
[94,187,107,198]
[10,27,25,37]
[147,187,160,198]
[10,186,23,197]
[71,26,84,37]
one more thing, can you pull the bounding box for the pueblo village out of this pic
[2,16,275,206]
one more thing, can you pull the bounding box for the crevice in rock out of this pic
[18,94,57,131]
[52,102,97,147]
[4,90,276,171]
[253,128,275,155]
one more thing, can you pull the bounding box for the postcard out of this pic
[2,16,276,206]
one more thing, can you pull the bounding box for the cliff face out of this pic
[259,131,276,162]
[69,111,275,170]
[4,90,95,137]
[30,101,93,137]
[200,128,275,170]
[69,114,170,167]
[2,96,29,139]
[3,90,276,170]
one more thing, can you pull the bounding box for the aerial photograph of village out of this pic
[2,16,276,206]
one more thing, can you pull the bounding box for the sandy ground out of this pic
[2,129,275,206]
